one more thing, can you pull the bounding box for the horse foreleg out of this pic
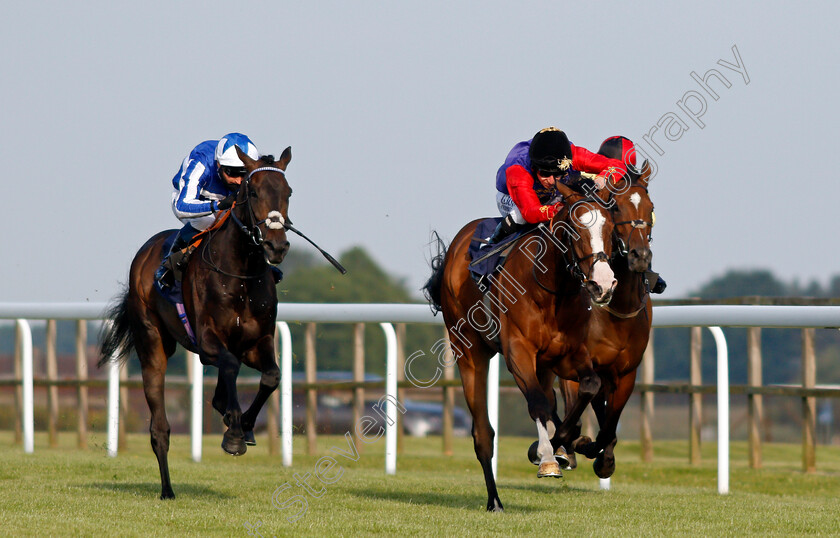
[214,348,246,456]
[532,369,568,475]
[240,335,280,446]
[555,379,582,470]
[557,369,601,460]
[591,374,636,478]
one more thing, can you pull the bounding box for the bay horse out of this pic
[423,184,617,511]
[555,161,655,479]
[99,146,292,499]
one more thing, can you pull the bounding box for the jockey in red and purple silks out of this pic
[485,127,627,245]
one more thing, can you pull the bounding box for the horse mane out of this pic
[260,154,276,164]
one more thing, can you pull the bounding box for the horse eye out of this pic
[249,190,258,198]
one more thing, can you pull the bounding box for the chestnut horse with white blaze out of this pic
[555,162,655,478]
[424,183,616,511]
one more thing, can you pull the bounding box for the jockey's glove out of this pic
[215,194,236,212]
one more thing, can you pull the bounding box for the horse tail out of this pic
[422,231,448,314]
[98,284,135,367]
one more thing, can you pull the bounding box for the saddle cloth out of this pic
[467,218,527,283]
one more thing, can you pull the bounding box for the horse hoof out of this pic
[555,446,575,470]
[594,454,615,479]
[222,432,247,456]
[537,460,562,478]
[486,498,504,512]
[160,490,175,500]
[527,441,540,465]
[244,430,256,446]
[572,437,598,459]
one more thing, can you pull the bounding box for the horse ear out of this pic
[235,146,258,169]
[638,159,651,186]
[277,146,292,170]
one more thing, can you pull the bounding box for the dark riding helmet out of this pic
[529,127,573,174]
[598,136,637,167]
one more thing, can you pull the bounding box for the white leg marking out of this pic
[536,419,554,464]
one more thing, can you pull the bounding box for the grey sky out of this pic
[2,1,838,303]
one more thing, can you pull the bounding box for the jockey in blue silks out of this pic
[155,132,282,290]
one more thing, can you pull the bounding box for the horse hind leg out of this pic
[138,336,177,499]
[458,346,503,512]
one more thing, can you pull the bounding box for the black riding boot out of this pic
[155,224,199,289]
[482,214,521,249]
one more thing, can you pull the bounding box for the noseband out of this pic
[229,166,289,246]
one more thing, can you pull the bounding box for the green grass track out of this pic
[0,432,838,537]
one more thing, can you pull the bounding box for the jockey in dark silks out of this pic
[154,132,283,290]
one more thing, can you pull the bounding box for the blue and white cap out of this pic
[215,133,260,167]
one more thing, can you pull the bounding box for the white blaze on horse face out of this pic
[630,192,641,209]
[583,209,615,293]
[582,209,606,254]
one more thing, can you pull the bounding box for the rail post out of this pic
[267,327,280,456]
[640,328,654,462]
[382,323,398,475]
[17,319,34,454]
[305,322,317,456]
[689,326,702,464]
[107,355,120,457]
[442,330,455,457]
[708,326,729,495]
[76,320,88,449]
[352,323,365,453]
[747,327,763,468]
[190,352,203,463]
[46,319,59,447]
[278,322,293,467]
[396,323,406,454]
[802,328,816,473]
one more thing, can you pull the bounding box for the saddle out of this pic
[155,209,234,302]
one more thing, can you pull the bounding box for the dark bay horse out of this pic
[424,184,617,511]
[99,147,292,499]
[556,162,655,479]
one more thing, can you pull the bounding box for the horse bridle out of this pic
[229,166,289,247]
[605,187,654,259]
[531,208,611,295]
[601,187,653,317]
[202,166,289,279]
